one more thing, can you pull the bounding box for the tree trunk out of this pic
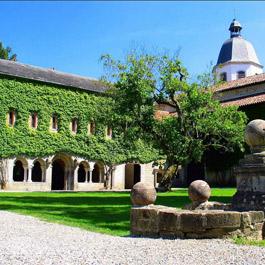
[104,165,114,190]
[0,159,7,190]
[158,164,179,191]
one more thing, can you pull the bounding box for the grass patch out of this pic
[234,237,265,247]
[0,188,235,236]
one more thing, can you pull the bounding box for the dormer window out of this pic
[106,126,112,139]
[30,112,38,129]
[51,114,58,131]
[237,71,245,79]
[8,110,16,127]
[71,118,78,134]
[220,72,227,81]
[89,122,96,135]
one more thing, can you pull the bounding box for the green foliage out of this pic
[101,53,247,188]
[0,76,159,164]
[0,42,17,61]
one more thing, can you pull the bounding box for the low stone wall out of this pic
[131,205,265,240]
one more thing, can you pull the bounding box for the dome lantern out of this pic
[229,19,242,38]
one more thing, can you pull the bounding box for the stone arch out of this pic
[92,161,104,183]
[51,153,74,190]
[32,158,45,182]
[78,161,89,183]
[125,163,141,189]
[13,157,28,182]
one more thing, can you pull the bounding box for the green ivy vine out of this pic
[0,75,159,164]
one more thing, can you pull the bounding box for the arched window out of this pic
[8,110,16,127]
[71,118,78,134]
[220,72,227,81]
[30,112,38,129]
[13,160,24,182]
[32,161,42,182]
[106,126,112,139]
[237,71,245,79]
[89,122,96,135]
[78,164,86,182]
[51,114,58,131]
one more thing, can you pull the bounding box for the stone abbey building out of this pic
[2,18,265,191]
[0,59,155,191]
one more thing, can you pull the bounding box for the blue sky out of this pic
[1,1,265,80]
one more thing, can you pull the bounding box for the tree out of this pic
[0,159,7,189]
[0,42,17,61]
[101,53,247,190]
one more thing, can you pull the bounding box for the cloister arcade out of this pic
[3,153,156,191]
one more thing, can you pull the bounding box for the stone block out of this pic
[158,210,181,232]
[248,211,264,224]
[179,212,206,232]
[203,211,241,229]
[241,212,252,227]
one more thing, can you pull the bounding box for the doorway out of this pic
[125,163,141,189]
[52,159,65,190]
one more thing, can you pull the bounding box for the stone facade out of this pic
[131,205,265,240]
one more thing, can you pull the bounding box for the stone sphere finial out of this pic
[188,180,211,203]
[245,119,265,153]
[130,182,157,206]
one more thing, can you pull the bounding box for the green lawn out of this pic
[0,188,235,236]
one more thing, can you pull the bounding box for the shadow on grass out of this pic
[0,192,234,236]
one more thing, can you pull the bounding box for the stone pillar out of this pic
[73,166,79,191]
[88,162,95,183]
[45,159,53,189]
[7,159,14,183]
[85,168,89,183]
[27,161,34,183]
[233,120,265,212]
[23,166,27,182]
[28,166,32,182]
[89,169,93,183]
[41,166,45,182]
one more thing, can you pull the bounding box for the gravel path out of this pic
[0,211,265,265]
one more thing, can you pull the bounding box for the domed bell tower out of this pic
[214,19,263,82]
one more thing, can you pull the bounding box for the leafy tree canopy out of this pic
[101,53,247,189]
[0,41,17,61]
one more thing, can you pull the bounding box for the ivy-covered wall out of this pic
[0,76,159,164]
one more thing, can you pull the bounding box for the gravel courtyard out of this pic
[0,211,265,265]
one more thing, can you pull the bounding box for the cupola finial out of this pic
[229,19,242,38]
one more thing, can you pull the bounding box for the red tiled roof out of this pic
[154,110,177,120]
[222,94,265,107]
[215,73,265,92]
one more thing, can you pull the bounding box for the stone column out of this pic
[8,159,14,183]
[88,169,93,183]
[88,162,95,183]
[27,161,34,183]
[41,165,45,182]
[85,168,89,183]
[45,160,53,189]
[28,166,33,182]
[23,166,28,182]
[73,166,79,191]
